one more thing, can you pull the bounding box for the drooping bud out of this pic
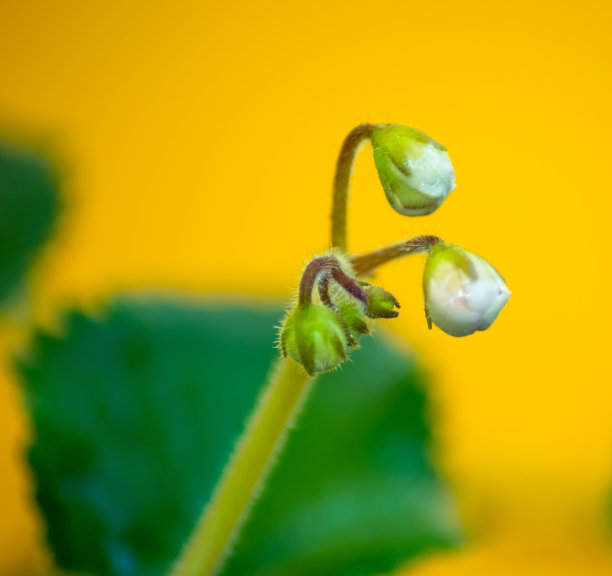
[423,244,510,337]
[364,285,401,319]
[279,303,350,375]
[370,124,455,216]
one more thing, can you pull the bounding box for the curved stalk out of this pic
[298,254,368,307]
[170,358,312,576]
[331,124,376,250]
[350,235,443,276]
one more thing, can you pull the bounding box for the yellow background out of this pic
[1,0,611,574]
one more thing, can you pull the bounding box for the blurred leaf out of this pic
[0,141,60,303]
[17,298,461,576]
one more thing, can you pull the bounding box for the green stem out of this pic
[331,124,376,251]
[170,358,313,576]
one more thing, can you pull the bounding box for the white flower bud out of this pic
[371,124,456,216]
[423,245,510,337]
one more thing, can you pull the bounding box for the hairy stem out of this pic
[170,358,312,576]
[331,124,376,250]
[318,275,332,306]
[351,235,443,276]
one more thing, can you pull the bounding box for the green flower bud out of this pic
[371,124,455,216]
[334,299,370,344]
[279,303,350,375]
[364,285,401,319]
[423,244,511,337]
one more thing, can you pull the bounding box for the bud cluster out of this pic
[279,252,400,375]
[281,121,511,375]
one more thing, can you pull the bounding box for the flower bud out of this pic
[423,244,510,337]
[334,299,370,345]
[371,124,455,216]
[279,304,350,375]
[364,285,401,319]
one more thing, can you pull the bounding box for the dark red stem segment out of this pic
[330,267,367,302]
[318,275,332,306]
[299,256,368,307]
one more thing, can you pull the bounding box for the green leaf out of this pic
[0,141,60,303]
[17,297,462,576]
